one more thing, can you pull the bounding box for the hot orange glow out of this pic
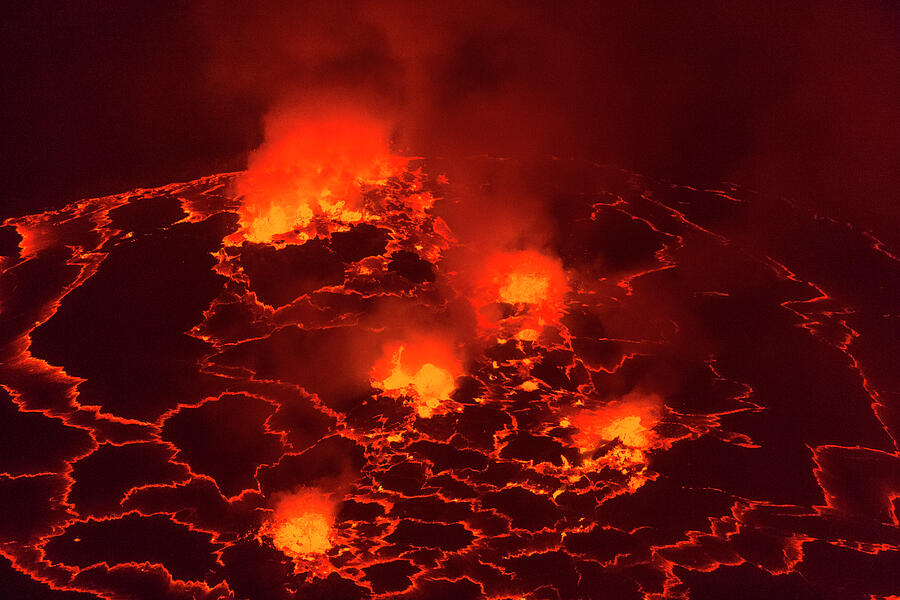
[601,414,653,448]
[564,394,663,488]
[514,328,540,342]
[471,249,567,335]
[371,338,463,418]
[499,271,551,305]
[490,250,565,306]
[382,359,456,418]
[262,489,335,561]
[560,393,662,491]
[568,395,662,454]
[271,513,332,556]
[229,112,407,244]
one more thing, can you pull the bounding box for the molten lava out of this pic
[568,395,662,455]
[271,513,332,556]
[372,339,462,418]
[229,112,407,244]
[491,250,565,305]
[261,489,335,562]
[3,155,896,599]
[600,414,653,448]
[563,394,664,490]
[471,249,567,337]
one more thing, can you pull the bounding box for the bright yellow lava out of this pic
[500,272,551,304]
[515,328,540,341]
[246,202,314,243]
[600,415,651,448]
[381,353,456,418]
[271,513,332,557]
[564,398,664,491]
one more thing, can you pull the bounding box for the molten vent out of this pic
[372,338,463,419]
[229,113,407,244]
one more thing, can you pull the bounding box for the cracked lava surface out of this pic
[1,153,899,600]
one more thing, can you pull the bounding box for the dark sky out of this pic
[2,1,898,242]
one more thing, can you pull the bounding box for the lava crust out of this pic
[0,158,898,600]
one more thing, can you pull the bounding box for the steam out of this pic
[230,107,406,243]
